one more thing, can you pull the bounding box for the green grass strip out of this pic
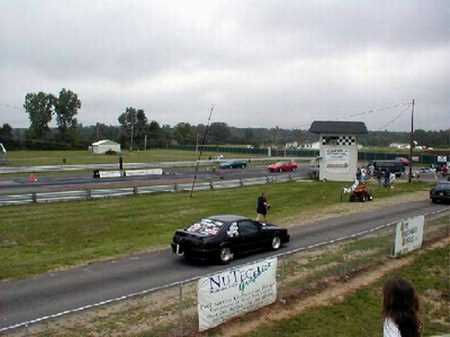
[0,181,430,280]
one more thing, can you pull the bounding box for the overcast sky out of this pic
[1,1,449,131]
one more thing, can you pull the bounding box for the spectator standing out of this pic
[376,169,383,186]
[384,169,391,188]
[356,167,362,182]
[383,277,421,337]
[256,192,270,222]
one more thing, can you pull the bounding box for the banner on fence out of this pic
[124,168,163,176]
[393,215,424,257]
[99,170,122,178]
[197,257,277,331]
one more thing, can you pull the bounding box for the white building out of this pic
[89,139,121,154]
[299,141,321,150]
[309,121,368,181]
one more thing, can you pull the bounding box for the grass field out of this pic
[3,149,262,166]
[244,243,450,337]
[0,180,431,280]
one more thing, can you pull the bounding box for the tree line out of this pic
[0,89,449,150]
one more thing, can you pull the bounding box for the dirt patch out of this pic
[281,191,430,228]
[208,236,450,337]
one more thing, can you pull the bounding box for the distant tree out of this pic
[146,120,162,147]
[174,122,194,145]
[54,88,81,144]
[135,109,148,148]
[23,92,54,139]
[160,124,173,147]
[209,122,231,144]
[0,123,14,148]
[243,128,254,144]
[118,107,148,150]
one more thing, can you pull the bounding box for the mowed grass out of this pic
[244,244,450,337]
[0,181,430,280]
[4,149,261,166]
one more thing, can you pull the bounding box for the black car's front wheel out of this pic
[219,247,234,264]
[271,236,281,250]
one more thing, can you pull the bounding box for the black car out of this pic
[369,160,405,178]
[430,181,450,203]
[171,215,289,264]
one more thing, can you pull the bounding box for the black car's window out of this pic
[187,219,224,236]
[238,220,259,235]
[436,183,450,189]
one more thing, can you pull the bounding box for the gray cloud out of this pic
[0,0,449,131]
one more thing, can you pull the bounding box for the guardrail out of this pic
[3,207,448,335]
[0,174,307,206]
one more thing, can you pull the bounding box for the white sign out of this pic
[325,148,350,171]
[99,170,122,178]
[197,257,277,331]
[437,155,447,163]
[125,168,163,176]
[393,215,424,257]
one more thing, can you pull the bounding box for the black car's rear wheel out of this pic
[219,247,234,264]
[271,236,281,250]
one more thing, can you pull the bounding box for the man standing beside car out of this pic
[256,192,270,222]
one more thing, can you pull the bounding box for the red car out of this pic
[267,161,298,172]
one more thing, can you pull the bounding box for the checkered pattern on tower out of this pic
[322,136,356,146]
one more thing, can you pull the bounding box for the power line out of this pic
[0,103,23,111]
[296,101,412,130]
[374,105,411,130]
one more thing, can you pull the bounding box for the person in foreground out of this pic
[383,277,422,337]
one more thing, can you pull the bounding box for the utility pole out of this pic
[190,105,214,198]
[408,99,415,183]
[195,132,199,154]
[144,134,147,151]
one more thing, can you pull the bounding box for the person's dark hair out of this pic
[383,277,421,337]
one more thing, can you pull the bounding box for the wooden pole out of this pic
[190,105,214,197]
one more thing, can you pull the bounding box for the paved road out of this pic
[0,157,300,174]
[1,199,448,332]
[0,166,311,194]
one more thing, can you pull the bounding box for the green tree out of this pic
[23,92,54,138]
[209,122,231,144]
[118,107,148,150]
[0,123,14,149]
[146,120,162,147]
[135,109,148,148]
[174,122,194,145]
[54,88,81,144]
